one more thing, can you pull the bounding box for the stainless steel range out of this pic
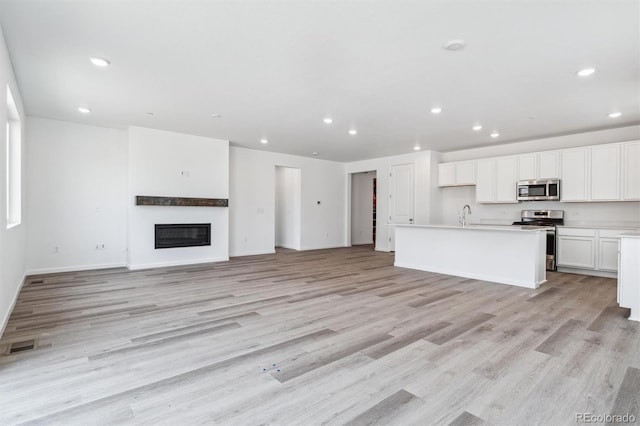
[513,210,564,271]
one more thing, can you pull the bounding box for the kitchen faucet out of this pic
[460,204,472,227]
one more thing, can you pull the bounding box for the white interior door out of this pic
[275,166,301,250]
[390,163,415,224]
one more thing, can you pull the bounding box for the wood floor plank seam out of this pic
[0,246,636,426]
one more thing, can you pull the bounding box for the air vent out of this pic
[6,339,37,355]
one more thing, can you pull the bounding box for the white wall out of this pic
[0,25,27,336]
[345,150,435,251]
[229,147,345,256]
[128,127,229,269]
[26,118,128,273]
[437,185,640,228]
[351,172,375,245]
[275,166,301,249]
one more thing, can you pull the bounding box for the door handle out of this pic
[409,218,413,222]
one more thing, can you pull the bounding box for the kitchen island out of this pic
[394,224,548,288]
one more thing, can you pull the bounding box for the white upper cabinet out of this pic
[517,153,537,180]
[438,163,456,186]
[590,143,620,201]
[476,156,517,203]
[496,156,518,202]
[475,159,495,203]
[560,142,631,202]
[517,151,560,180]
[538,151,561,179]
[438,161,475,187]
[561,147,590,201]
[622,141,640,200]
[456,162,475,185]
[438,141,634,203]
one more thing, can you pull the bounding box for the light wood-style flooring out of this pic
[1,246,639,425]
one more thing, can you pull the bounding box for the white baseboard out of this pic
[556,267,617,279]
[352,240,374,245]
[299,244,349,251]
[229,249,276,257]
[127,256,229,270]
[26,262,127,276]
[0,272,27,339]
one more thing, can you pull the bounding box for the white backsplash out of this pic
[436,186,640,228]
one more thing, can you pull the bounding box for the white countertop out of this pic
[619,231,640,239]
[559,223,640,230]
[395,224,550,232]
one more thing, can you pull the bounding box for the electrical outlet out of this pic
[53,246,59,254]
[95,244,105,250]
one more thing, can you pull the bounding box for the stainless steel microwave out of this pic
[517,179,560,201]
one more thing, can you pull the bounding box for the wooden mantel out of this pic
[135,196,229,207]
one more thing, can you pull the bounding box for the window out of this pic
[6,85,21,228]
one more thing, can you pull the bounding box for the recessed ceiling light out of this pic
[211,114,222,119]
[413,145,421,151]
[78,107,91,114]
[89,57,110,67]
[444,40,466,51]
[490,131,500,138]
[348,129,357,136]
[260,139,268,144]
[472,125,482,131]
[528,116,537,119]
[577,68,595,77]
[312,152,319,156]
[431,107,442,114]
[323,117,333,124]
[608,112,622,118]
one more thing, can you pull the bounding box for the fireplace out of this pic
[155,223,211,249]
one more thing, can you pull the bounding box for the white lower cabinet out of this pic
[557,229,596,269]
[557,227,636,274]
[597,229,624,271]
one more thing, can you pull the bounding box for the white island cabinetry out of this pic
[394,224,547,288]
[618,232,640,321]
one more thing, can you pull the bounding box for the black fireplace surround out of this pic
[155,223,211,249]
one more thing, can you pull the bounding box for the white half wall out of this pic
[229,147,346,256]
[0,24,27,337]
[127,127,229,269]
[26,118,128,274]
[351,172,374,245]
[275,166,301,250]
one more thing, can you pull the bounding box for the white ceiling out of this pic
[0,0,638,162]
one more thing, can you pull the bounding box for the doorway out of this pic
[274,166,301,250]
[350,171,377,248]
